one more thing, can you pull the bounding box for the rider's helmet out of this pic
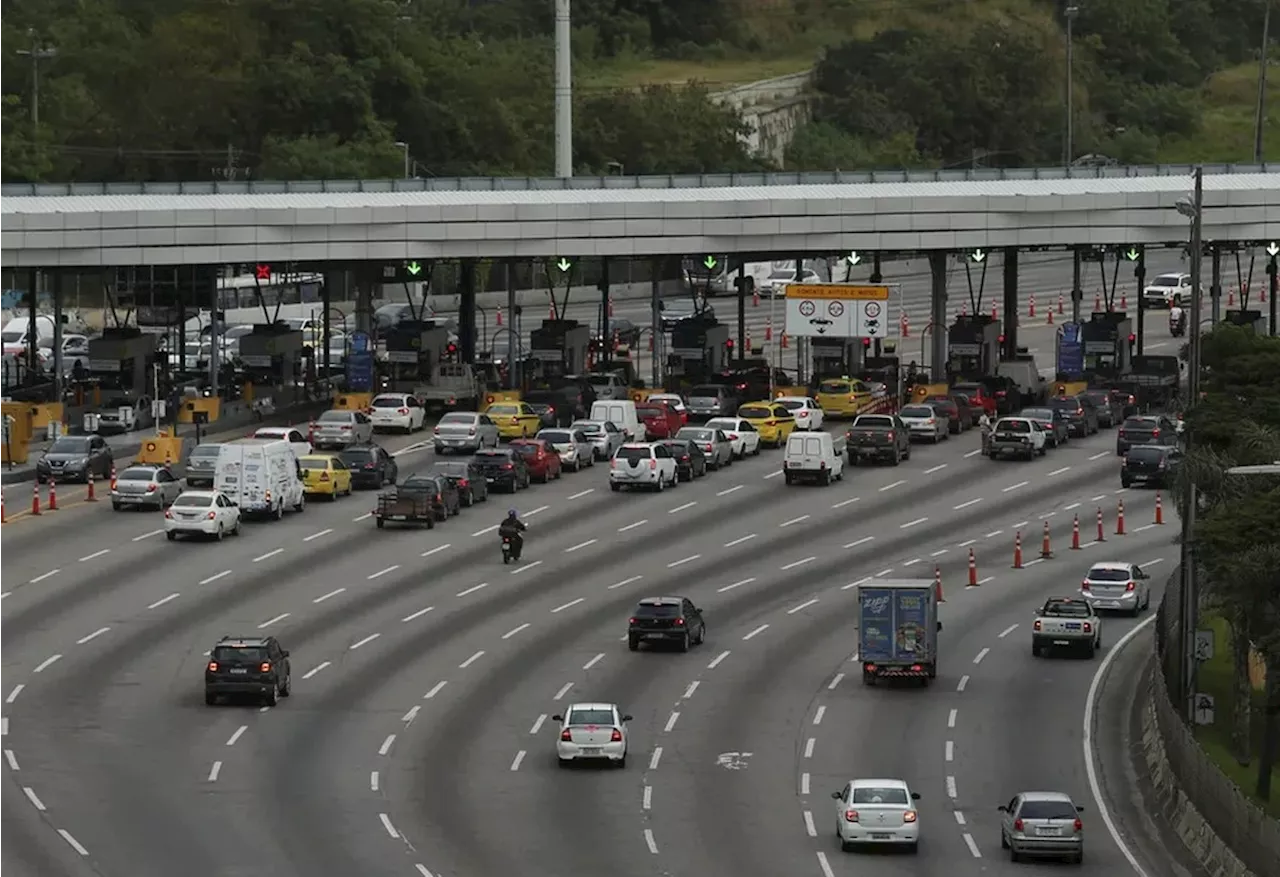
[507,509,519,519]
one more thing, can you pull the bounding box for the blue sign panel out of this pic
[349,331,371,356]
[1057,323,1084,377]
[345,351,375,391]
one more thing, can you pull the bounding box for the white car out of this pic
[1081,561,1153,616]
[164,490,242,541]
[704,417,761,458]
[609,443,679,492]
[1142,272,1190,309]
[775,395,825,431]
[369,393,426,432]
[250,426,312,459]
[897,404,949,443]
[646,393,688,422]
[536,427,594,471]
[554,702,632,767]
[832,778,921,852]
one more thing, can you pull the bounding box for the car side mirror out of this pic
[622,714,633,722]
[911,792,921,800]
[997,805,1007,812]
[551,715,562,722]
[282,650,289,657]
[1075,805,1085,812]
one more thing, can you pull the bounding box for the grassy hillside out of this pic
[1157,62,1279,164]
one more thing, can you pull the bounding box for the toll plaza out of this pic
[945,315,1003,381]
[666,318,729,389]
[1079,312,1135,382]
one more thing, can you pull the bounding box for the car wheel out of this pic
[167,531,177,541]
[205,692,217,706]
[1000,831,1009,849]
[232,519,241,536]
[215,524,224,541]
[281,672,291,697]
[112,501,122,511]
[679,632,690,652]
[655,476,665,493]
[628,636,639,652]
[264,683,278,707]
[697,623,706,645]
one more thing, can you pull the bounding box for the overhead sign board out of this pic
[784,284,893,338]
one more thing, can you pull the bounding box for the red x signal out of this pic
[255,264,271,280]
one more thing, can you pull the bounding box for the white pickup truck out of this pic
[1031,597,1101,658]
[414,363,483,411]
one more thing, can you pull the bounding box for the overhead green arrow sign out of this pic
[970,249,986,263]
[1268,242,1279,258]
[556,258,573,273]
[702,255,718,270]
[406,261,423,276]
[846,251,862,266]
[1123,248,1140,261]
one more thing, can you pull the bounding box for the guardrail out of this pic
[3,164,1274,197]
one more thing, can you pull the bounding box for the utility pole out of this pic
[1256,0,1273,163]
[553,0,573,178]
[1064,5,1079,167]
[16,29,58,127]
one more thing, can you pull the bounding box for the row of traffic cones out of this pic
[1008,494,1165,568]
[4,464,119,522]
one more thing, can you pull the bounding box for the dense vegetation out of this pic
[1173,324,1280,806]
[1,0,1273,183]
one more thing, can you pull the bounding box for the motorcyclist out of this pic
[978,411,992,455]
[499,509,527,558]
[1169,303,1185,336]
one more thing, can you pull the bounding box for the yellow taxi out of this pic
[736,402,797,447]
[298,454,353,499]
[484,401,541,439]
[815,376,876,419]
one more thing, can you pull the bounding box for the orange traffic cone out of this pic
[165,448,172,469]
[1120,291,1128,310]
[764,319,773,342]
[1096,506,1106,542]
[0,493,6,524]
[959,301,968,317]
[1155,492,1164,525]
[1228,288,1236,306]
[1058,293,1064,315]
[647,333,654,352]
[744,332,751,351]
[901,313,910,338]
[1041,519,1053,558]
[991,302,998,320]
[1116,499,1126,535]
[608,297,614,317]
[1028,295,1036,318]
[1094,292,1102,312]
[47,479,58,511]
[109,465,118,492]
[87,470,98,502]
[1071,513,1081,550]
[496,306,504,327]
[935,564,945,602]
[31,482,41,516]
[968,548,978,587]
[1046,308,1054,325]
[752,290,760,307]
[1012,530,1023,569]
[781,332,790,349]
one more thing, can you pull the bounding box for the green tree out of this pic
[785,122,930,172]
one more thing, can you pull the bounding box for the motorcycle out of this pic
[501,529,524,564]
[1169,312,1186,337]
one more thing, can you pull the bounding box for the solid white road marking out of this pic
[552,598,584,613]
[832,497,860,509]
[649,747,663,770]
[199,571,231,585]
[946,775,957,798]
[724,533,756,547]
[828,673,844,690]
[879,480,906,492]
[133,529,164,541]
[743,624,769,640]
[456,582,488,597]
[643,784,653,810]
[512,561,542,574]
[973,648,990,664]
[843,536,874,549]
[816,851,836,877]
[423,681,447,699]
[609,575,644,590]
[553,682,574,701]
[79,549,110,562]
[379,813,399,839]
[258,613,290,629]
[207,761,221,782]
[800,771,810,794]
[663,712,680,733]
[668,501,697,513]
[378,734,396,756]
[644,828,659,854]
[33,655,62,674]
[1085,613,1158,877]
[58,829,90,856]
[957,675,970,692]
[30,569,61,584]
[77,626,111,645]
[367,565,399,580]
[303,528,333,542]
[1003,481,1029,492]
[583,653,605,671]
[502,623,531,640]
[900,517,928,528]
[780,514,810,527]
[717,485,744,496]
[718,577,755,593]
[963,833,982,857]
[998,624,1019,638]
[370,770,379,791]
[226,726,248,746]
[565,539,597,552]
[530,715,547,735]
[954,498,983,510]
[509,750,526,771]
[667,554,701,568]
[788,598,819,614]
[569,489,594,499]
[350,633,381,650]
[948,708,958,728]
[459,651,485,669]
[945,740,954,761]
[708,650,731,669]
[803,737,815,758]
[302,662,330,679]
[254,549,284,562]
[924,464,947,474]
[314,588,345,603]
[618,519,648,532]
[23,787,46,810]
[402,606,434,622]
[803,809,817,837]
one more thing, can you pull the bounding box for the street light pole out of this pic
[553,0,573,178]
[394,141,410,179]
[1064,6,1079,167]
[1255,0,1273,164]
[16,29,58,127]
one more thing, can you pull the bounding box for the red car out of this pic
[952,382,998,417]
[636,401,682,439]
[508,439,563,483]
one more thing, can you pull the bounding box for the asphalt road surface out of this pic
[3,381,1193,877]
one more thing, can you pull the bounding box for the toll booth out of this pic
[383,321,449,386]
[811,338,859,381]
[946,316,1002,381]
[238,324,305,387]
[528,320,591,382]
[1080,312,1133,382]
[87,327,158,394]
[1223,309,1266,332]
[858,354,902,403]
[668,319,729,381]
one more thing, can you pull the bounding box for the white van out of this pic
[214,438,306,519]
[589,399,642,441]
[783,431,846,486]
[2,315,60,355]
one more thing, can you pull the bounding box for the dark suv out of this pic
[205,636,292,706]
[430,459,487,507]
[339,443,399,489]
[1121,444,1182,488]
[627,597,706,652]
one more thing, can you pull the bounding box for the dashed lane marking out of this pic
[565,539,597,553]
[552,598,584,613]
[367,565,398,580]
[763,470,783,480]
[954,811,966,825]
[76,627,110,645]
[948,708,957,728]
[472,525,499,537]
[800,772,810,794]
[649,747,663,770]
[1049,466,1071,476]
[879,480,906,492]
[257,613,290,629]
[828,673,844,690]
[254,549,284,562]
[723,533,756,547]
[900,517,928,529]
[924,464,947,474]
[458,650,485,669]
[423,681,447,699]
[957,675,970,692]
[682,681,700,699]
[618,520,647,532]
[668,501,697,514]
[743,624,769,641]
[132,529,164,541]
[511,561,542,575]
[643,785,653,810]
[663,712,680,733]
[4,749,18,770]
[350,633,381,650]
[608,575,643,590]
[787,598,819,614]
[973,648,990,664]
[930,549,948,557]
[583,653,605,671]
[529,715,547,735]
[370,771,379,791]
[352,512,372,522]
[946,775,958,798]
[1002,481,1029,492]
[644,828,660,854]
[198,571,231,585]
[945,740,954,762]
[302,661,331,680]
[817,851,836,877]
[553,682,574,701]
[226,726,247,746]
[402,606,434,622]
[718,577,755,593]
[832,497,860,509]
[780,556,815,571]
[803,810,817,837]
[207,761,221,782]
[510,750,526,771]
[22,786,45,810]
[963,833,982,857]
[421,544,450,558]
[78,549,110,562]
[716,485,744,496]
[378,734,396,756]
[314,588,345,604]
[457,582,488,598]
[843,536,874,549]
[303,528,333,542]
[1089,451,1110,461]
[568,489,594,499]
[998,624,1019,638]
[803,737,815,758]
[33,655,61,673]
[964,449,983,458]
[379,813,399,839]
[780,514,810,527]
[502,623,530,640]
[667,554,701,568]
[954,498,982,510]
[708,650,731,669]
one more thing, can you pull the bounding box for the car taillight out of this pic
[469,427,476,435]
[207,661,218,672]
[1081,580,1091,591]
[910,664,922,672]
[436,494,442,502]
[844,810,860,822]
[560,728,572,742]
[397,408,409,415]
[1076,408,1083,415]
[548,406,555,413]
[1119,429,1127,437]
[1083,622,1093,633]
[1033,620,1042,631]
[674,617,684,626]
[341,425,352,431]
[365,462,375,469]
[207,511,216,520]
[434,426,440,434]
[996,391,1007,397]
[649,459,657,470]
[848,395,857,402]
[680,455,689,461]
[902,810,918,823]
[863,663,876,672]
[1151,429,1161,437]
[927,418,935,424]
[1014,818,1024,832]
[146,483,157,492]
[259,662,271,673]
[502,463,513,470]
[164,510,173,519]
[703,443,713,451]
[887,431,895,440]
[611,459,619,468]
[511,417,519,424]
[727,432,738,440]
[610,728,623,742]
[320,472,330,481]
[628,617,637,624]
[459,478,469,487]
[1073,818,1083,832]
[1125,581,1136,592]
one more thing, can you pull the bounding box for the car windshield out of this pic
[777,400,803,410]
[856,416,894,428]
[318,411,350,423]
[768,270,794,280]
[1153,274,1182,287]
[512,444,540,456]
[489,405,518,415]
[567,709,615,726]
[665,300,696,313]
[338,449,373,465]
[371,396,406,408]
[299,459,329,471]
[402,476,438,490]
[1088,567,1132,582]
[1083,391,1110,404]
[431,462,469,476]
[118,469,156,481]
[172,494,213,508]
[616,446,651,463]
[678,429,711,442]
[1126,446,1168,462]
[636,406,664,418]
[1019,800,1079,820]
[738,406,772,419]
[661,441,691,455]
[1021,408,1053,420]
[587,376,614,387]
[573,422,603,435]
[191,445,222,459]
[998,420,1031,433]
[213,646,267,663]
[0,330,23,343]
[899,406,932,418]
[690,385,723,397]
[1043,600,1091,617]
[49,437,90,453]
[540,431,571,444]
[440,413,475,425]
[635,604,680,617]
[852,787,910,805]
[1123,418,1159,430]
[818,380,850,393]
[1049,398,1080,410]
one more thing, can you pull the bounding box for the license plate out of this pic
[486,477,496,483]
[229,668,248,675]
[645,633,665,640]
[581,746,601,754]
[871,833,892,840]
[1053,639,1070,646]
[1102,600,1121,608]
[389,515,406,521]
[1037,827,1062,836]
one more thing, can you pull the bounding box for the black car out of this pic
[205,636,291,706]
[471,448,531,493]
[339,443,399,489]
[416,473,461,520]
[522,390,573,427]
[656,439,707,482]
[1121,444,1182,488]
[627,596,707,652]
[1018,407,1071,448]
[1081,389,1124,428]
[1048,395,1099,438]
[36,434,114,484]
[1117,415,1177,455]
[431,459,488,506]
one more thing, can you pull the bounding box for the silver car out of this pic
[897,404,949,443]
[311,409,374,449]
[675,426,733,470]
[571,419,625,461]
[998,791,1085,863]
[185,442,223,488]
[686,384,736,421]
[433,411,500,454]
[1080,561,1152,616]
[111,464,184,511]
[536,428,595,472]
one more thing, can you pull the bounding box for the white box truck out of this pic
[214,438,306,519]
